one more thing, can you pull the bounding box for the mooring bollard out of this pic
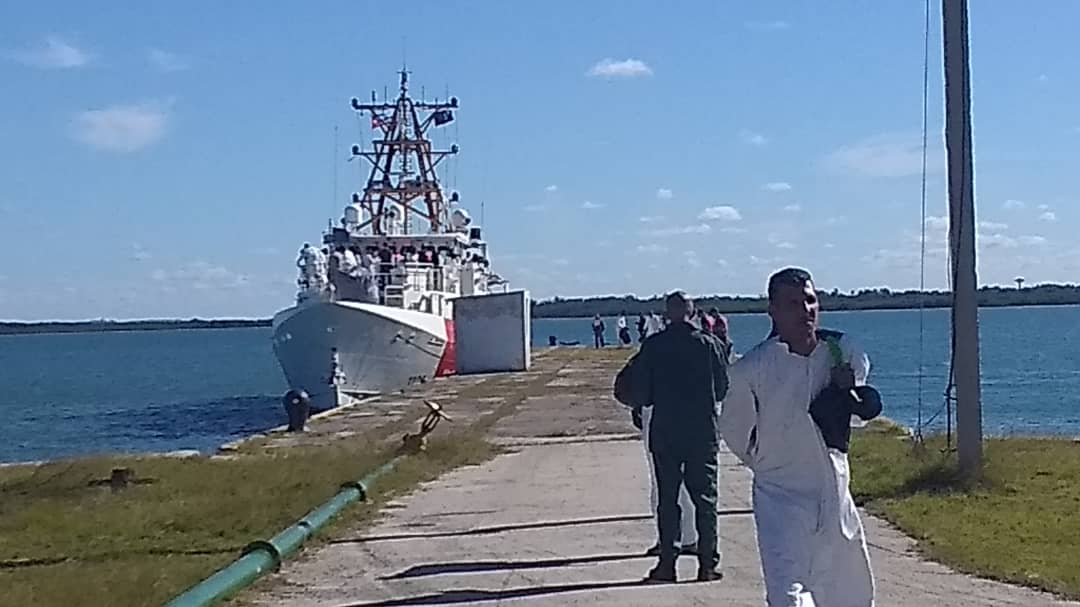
[399,400,452,454]
[283,389,311,432]
[110,468,132,492]
[548,335,557,346]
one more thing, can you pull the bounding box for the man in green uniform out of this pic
[614,290,729,583]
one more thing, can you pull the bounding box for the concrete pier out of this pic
[240,348,1076,607]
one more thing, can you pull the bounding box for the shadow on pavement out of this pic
[380,552,646,580]
[333,509,752,545]
[339,579,662,606]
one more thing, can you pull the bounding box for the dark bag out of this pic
[613,353,648,409]
[809,337,883,452]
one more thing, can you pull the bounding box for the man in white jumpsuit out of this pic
[718,267,876,606]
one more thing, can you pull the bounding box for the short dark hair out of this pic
[665,290,691,319]
[767,267,813,300]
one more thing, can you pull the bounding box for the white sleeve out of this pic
[841,335,873,427]
[841,334,870,386]
[718,359,757,467]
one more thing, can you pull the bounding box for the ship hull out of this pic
[272,300,454,410]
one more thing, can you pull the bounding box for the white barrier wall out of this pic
[453,290,531,374]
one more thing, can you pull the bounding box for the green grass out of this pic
[0,432,496,607]
[850,422,1080,599]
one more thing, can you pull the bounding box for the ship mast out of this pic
[349,69,459,236]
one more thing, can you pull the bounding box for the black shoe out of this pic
[644,565,677,584]
[679,542,698,555]
[696,567,723,582]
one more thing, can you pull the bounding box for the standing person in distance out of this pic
[614,291,729,583]
[592,314,606,349]
[718,267,882,606]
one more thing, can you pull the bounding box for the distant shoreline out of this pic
[3,284,1079,335]
[0,319,270,336]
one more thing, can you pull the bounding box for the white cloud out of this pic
[783,204,802,213]
[1037,203,1050,211]
[645,223,712,237]
[1003,199,1026,210]
[763,182,792,192]
[775,241,796,249]
[925,215,949,231]
[699,205,742,221]
[148,48,189,72]
[980,233,1017,249]
[131,243,151,262]
[581,200,604,210]
[637,243,668,254]
[823,133,941,178]
[720,226,748,234]
[1039,211,1057,222]
[544,184,558,192]
[639,215,663,223]
[656,188,673,200]
[587,58,653,79]
[7,35,91,68]
[740,130,768,146]
[72,101,171,152]
[684,251,702,268]
[745,20,791,31]
[1019,235,1048,246]
[978,220,1008,232]
[1038,74,1049,83]
[151,261,250,290]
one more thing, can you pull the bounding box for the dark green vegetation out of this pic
[0,434,495,607]
[850,422,1080,599]
[4,283,1080,332]
[0,318,269,335]
[532,283,1080,318]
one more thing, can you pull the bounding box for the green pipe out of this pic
[163,454,407,607]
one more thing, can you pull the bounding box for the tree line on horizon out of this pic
[3,283,1079,333]
[530,283,1080,318]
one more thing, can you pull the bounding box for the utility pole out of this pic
[942,0,983,475]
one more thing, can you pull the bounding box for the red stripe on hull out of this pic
[434,319,456,377]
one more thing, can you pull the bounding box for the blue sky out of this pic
[1,1,1077,321]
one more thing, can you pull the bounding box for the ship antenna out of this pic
[332,124,339,220]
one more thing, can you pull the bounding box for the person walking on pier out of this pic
[718,267,881,606]
[613,290,729,583]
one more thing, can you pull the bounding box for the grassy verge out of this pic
[850,421,1080,599]
[0,432,496,607]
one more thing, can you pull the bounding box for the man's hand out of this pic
[631,406,643,430]
[831,363,856,391]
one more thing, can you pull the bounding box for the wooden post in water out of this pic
[942,0,983,475]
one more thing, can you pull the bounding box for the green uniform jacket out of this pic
[614,321,730,452]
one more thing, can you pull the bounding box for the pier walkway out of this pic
[241,349,1076,607]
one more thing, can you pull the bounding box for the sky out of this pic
[1,1,1078,321]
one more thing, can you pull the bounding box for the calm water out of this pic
[1,306,1078,463]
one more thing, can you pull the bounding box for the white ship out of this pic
[272,69,507,410]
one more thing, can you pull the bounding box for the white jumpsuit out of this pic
[718,334,875,607]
